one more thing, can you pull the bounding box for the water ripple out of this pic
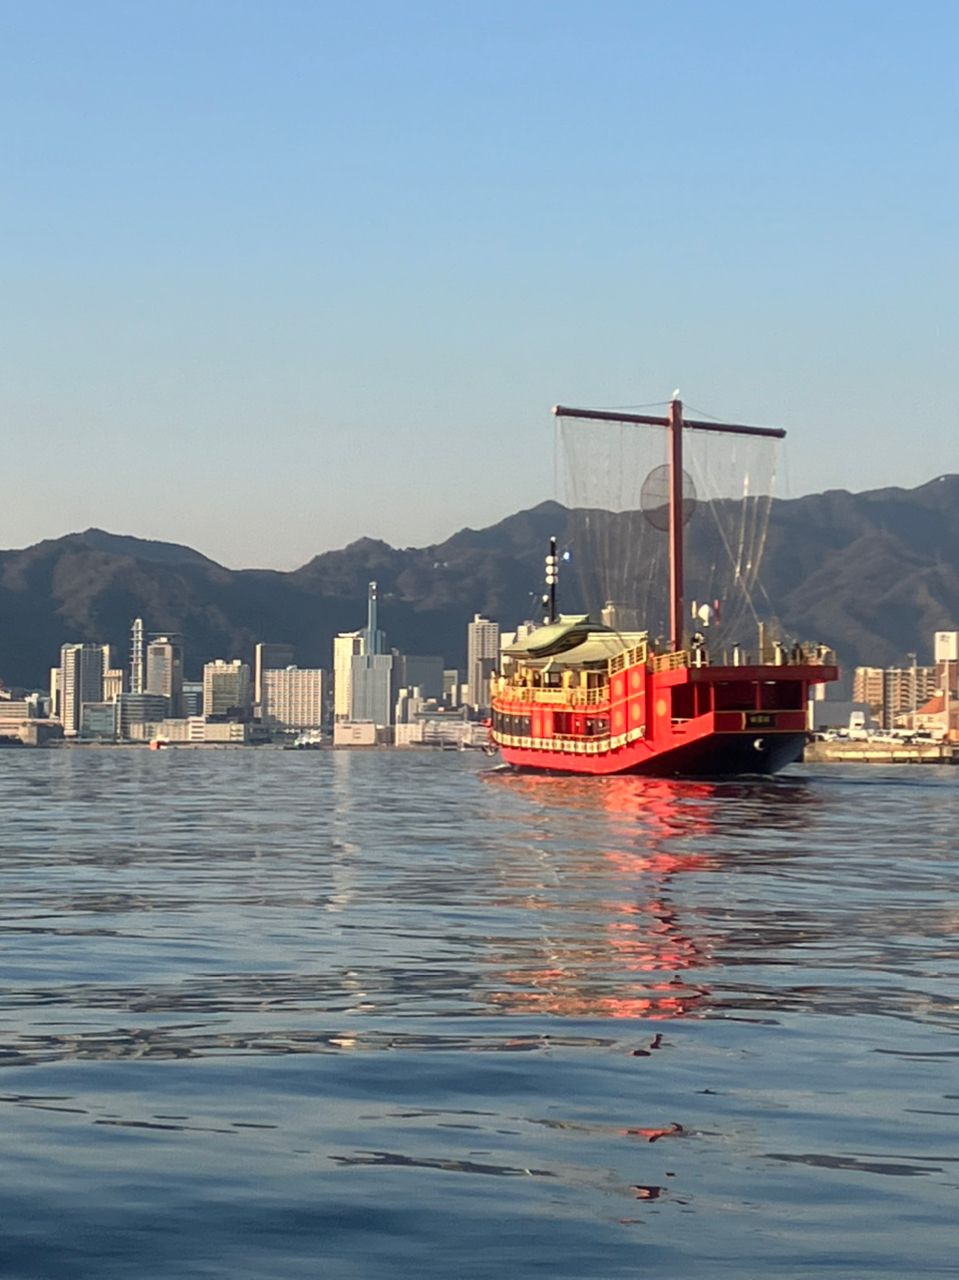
[1,751,957,1277]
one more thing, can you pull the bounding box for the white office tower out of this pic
[333,631,364,721]
[102,668,125,702]
[934,632,959,661]
[467,614,500,710]
[59,643,108,736]
[394,686,427,725]
[443,669,460,707]
[254,643,295,707]
[262,667,324,730]
[146,636,184,716]
[350,653,393,727]
[202,659,252,718]
[935,631,959,696]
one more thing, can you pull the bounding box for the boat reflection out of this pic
[482,771,821,1022]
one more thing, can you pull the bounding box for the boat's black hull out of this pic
[626,731,806,777]
[503,732,806,778]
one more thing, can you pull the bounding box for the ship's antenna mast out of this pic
[543,536,558,624]
[552,399,786,652]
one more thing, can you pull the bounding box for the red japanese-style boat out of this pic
[490,398,838,776]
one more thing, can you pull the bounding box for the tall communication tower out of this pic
[130,617,145,694]
[363,581,385,655]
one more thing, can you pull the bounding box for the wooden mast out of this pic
[668,397,684,651]
[552,400,786,654]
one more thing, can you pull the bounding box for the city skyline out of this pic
[0,586,500,747]
[3,3,958,567]
[8,606,959,746]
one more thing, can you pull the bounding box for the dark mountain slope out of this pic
[2,479,958,690]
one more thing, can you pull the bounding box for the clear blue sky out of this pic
[2,0,956,567]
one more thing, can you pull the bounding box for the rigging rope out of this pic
[557,409,779,649]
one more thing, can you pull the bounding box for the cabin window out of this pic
[671,685,695,721]
[714,681,756,711]
[497,710,531,736]
[760,681,803,711]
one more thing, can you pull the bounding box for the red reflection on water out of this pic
[484,772,719,1021]
[625,1122,685,1143]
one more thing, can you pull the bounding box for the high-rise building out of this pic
[254,643,295,707]
[856,664,937,729]
[887,664,936,728]
[59,643,108,736]
[466,614,499,710]
[102,668,124,702]
[934,631,959,696]
[146,636,184,717]
[117,692,170,738]
[262,667,324,730]
[852,667,884,713]
[49,667,61,719]
[350,653,393,726]
[934,631,959,661]
[333,631,365,721]
[443,668,460,707]
[394,685,434,725]
[79,702,118,740]
[181,682,204,717]
[202,660,251,719]
[394,655,444,700]
[332,581,389,720]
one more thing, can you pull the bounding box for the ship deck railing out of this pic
[608,642,648,673]
[495,644,837,704]
[493,684,609,708]
[647,644,837,671]
[649,650,690,673]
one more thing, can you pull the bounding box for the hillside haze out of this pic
[2,477,959,690]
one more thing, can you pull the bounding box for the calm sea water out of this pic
[1,749,957,1278]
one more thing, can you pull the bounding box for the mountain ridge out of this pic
[3,478,959,690]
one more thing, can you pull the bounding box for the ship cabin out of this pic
[490,613,838,759]
[492,616,648,751]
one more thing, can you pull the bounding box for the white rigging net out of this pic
[556,412,779,650]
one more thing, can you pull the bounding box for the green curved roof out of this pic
[502,615,596,658]
[503,615,647,669]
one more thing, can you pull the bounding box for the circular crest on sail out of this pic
[640,464,697,531]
